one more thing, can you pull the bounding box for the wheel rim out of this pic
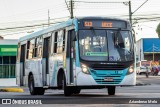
[29,77,34,93]
[62,79,65,90]
[30,81,33,92]
[62,74,65,90]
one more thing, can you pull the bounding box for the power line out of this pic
[0,21,66,31]
[74,1,123,3]
[65,0,71,14]
[132,0,148,14]
[0,16,69,26]
[1,15,160,32]
[1,31,31,36]
[1,0,160,38]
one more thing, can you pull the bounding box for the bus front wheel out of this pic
[73,88,81,94]
[63,75,72,96]
[108,86,116,95]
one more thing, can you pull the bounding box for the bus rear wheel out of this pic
[28,75,37,95]
[108,86,116,95]
[28,75,45,95]
[37,88,45,95]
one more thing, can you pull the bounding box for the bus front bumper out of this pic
[76,70,136,86]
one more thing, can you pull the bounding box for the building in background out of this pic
[136,38,160,62]
[0,39,18,79]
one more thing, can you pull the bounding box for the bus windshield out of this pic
[79,29,134,62]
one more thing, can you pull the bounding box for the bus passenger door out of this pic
[42,37,51,86]
[66,30,75,85]
[20,44,26,86]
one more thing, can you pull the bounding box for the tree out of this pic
[156,23,160,38]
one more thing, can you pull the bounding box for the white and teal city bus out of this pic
[16,17,136,96]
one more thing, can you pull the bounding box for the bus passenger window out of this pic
[54,30,65,54]
[29,39,35,59]
[57,30,63,53]
[26,41,30,59]
[37,37,43,57]
[54,32,58,53]
[63,29,66,52]
[34,38,38,57]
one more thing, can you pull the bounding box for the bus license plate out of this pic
[115,71,123,74]
[104,78,113,81]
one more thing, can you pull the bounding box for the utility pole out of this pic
[70,0,74,19]
[129,1,132,26]
[153,44,155,62]
[127,0,148,26]
[48,9,50,26]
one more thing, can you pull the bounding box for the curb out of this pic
[0,88,24,92]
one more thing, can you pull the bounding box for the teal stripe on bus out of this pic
[89,68,128,85]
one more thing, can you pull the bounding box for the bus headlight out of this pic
[81,63,90,74]
[127,64,134,75]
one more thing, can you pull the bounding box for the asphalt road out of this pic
[0,75,160,107]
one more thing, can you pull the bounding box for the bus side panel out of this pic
[49,56,57,87]
[35,59,43,87]
[49,55,65,87]
[120,70,136,85]
[24,60,32,86]
[24,59,43,87]
[16,62,21,86]
[76,67,97,86]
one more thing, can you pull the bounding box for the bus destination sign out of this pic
[101,22,112,27]
[84,21,92,27]
[83,20,126,28]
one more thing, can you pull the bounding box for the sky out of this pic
[0,0,159,41]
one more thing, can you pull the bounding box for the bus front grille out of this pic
[90,69,124,84]
[90,64,126,70]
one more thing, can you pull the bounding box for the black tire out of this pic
[108,86,116,95]
[37,88,45,95]
[28,75,37,95]
[63,75,72,96]
[28,75,45,95]
[73,88,81,94]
